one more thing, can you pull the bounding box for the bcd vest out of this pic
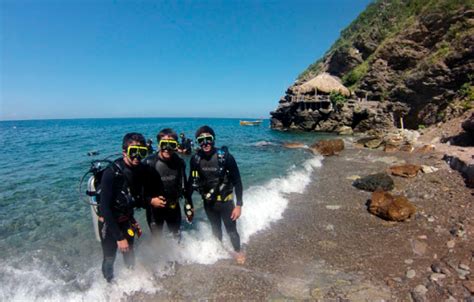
[146,153,185,204]
[192,147,233,199]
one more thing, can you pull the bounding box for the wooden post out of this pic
[400,116,404,130]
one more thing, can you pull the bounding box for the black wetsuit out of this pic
[145,152,192,236]
[179,138,193,155]
[98,158,148,282]
[190,147,243,252]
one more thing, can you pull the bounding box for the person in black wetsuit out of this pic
[189,125,245,264]
[145,128,194,238]
[177,133,193,155]
[146,139,154,153]
[98,132,150,282]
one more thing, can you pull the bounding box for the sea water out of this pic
[0,118,330,301]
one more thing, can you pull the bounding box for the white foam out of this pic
[1,155,323,301]
[251,140,278,147]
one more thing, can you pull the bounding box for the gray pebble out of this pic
[455,268,469,279]
[430,273,446,282]
[413,284,428,295]
[446,240,455,249]
[441,267,451,275]
[431,263,441,273]
[459,263,470,271]
[406,270,416,279]
[405,259,414,265]
[392,277,403,283]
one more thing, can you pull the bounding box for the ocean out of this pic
[0,118,330,301]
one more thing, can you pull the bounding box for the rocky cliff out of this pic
[271,0,474,132]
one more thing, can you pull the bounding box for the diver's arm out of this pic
[226,154,243,206]
[99,168,125,241]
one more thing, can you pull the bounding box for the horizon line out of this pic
[0,116,270,122]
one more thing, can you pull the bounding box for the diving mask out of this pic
[159,139,178,151]
[196,134,214,146]
[126,145,148,160]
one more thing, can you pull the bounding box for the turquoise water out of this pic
[0,118,330,300]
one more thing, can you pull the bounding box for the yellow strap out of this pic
[216,194,233,202]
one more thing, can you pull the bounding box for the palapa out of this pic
[297,73,350,96]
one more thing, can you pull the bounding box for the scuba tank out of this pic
[79,154,120,242]
[87,173,101,242]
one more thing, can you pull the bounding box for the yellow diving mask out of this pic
[196,134,214,146]
[126,145,148,160]
[159,139,178,151]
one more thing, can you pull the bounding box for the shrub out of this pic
[343,61,369,87]
[459,82,474,101]
[330,91,348,108]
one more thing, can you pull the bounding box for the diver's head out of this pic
[157,128,178,160]
[122,132,147,167]
[195,125,215,154]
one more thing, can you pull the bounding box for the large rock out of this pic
[337,126,353,135]
[369,189,416,221]
[462,112,474,134]
[353,173,394,192]
[310,139,344,156]
[388,164,422,178]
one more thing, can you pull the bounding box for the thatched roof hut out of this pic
[297,73,350,96]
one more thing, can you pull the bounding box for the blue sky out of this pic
[1,0,372,120]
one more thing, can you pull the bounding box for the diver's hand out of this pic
[132,222,142,237]
[230,206,241,221]
[117,239,129,253]
[151,196,167,208]
[186,209,194,223]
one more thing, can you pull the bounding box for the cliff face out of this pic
[271,0,474,132]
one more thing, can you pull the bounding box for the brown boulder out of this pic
[369,189,416,221]
[355,136,383,149]
[388,164,422,178]
[310,139,344,156]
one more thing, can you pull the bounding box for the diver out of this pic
[145,128,194,238]
[146,139,154,153]
[189,125,245,264]
[98,132,149,282]
[177,133,193,155]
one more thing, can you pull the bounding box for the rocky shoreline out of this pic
[130,138,473,301]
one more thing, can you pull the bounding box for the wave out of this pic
[0,155,323,301]
[250,140,279,147]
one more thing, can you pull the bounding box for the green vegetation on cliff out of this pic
[298,0,473,83]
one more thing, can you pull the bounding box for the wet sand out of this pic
[132,144,473,301]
